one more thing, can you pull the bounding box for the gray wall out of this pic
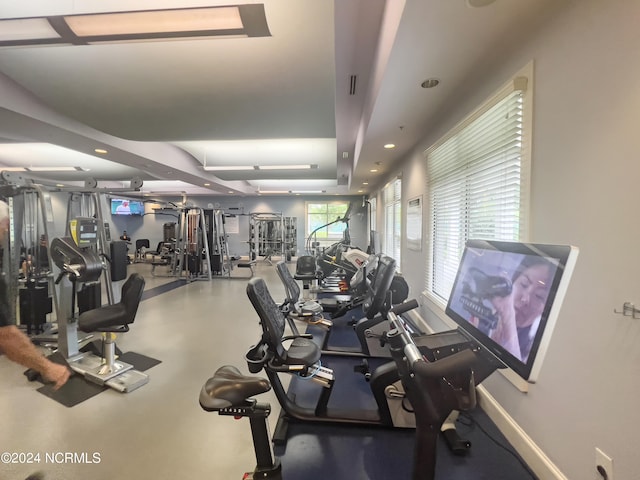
[373,1,639,478]
[45,194,369,260]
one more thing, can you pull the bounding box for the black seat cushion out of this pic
[77,273,145,333]
[199,365,271,411]
[286,337,321,365]
[78,303,128,332]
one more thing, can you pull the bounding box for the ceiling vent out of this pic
[349,75,357,95]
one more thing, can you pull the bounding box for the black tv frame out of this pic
[445,239,578,382]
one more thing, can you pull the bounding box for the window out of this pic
[305,201,349,249]
[383,178,402,267]
[369,197,377,232]
[425,72,531,304]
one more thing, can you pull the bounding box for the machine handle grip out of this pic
[389,298,418,316]
[412,349,477,378]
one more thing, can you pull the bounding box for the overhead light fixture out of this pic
[290,190,325,194]
[203,164,316,171]
[384,144,396,149]
[27,166,89,172]
[203,165,255,171]
[370,169,379,173]
[0,5,271,47]
[1,167,27,172]
[362,182,369,185]
[203,183,211,186]
[94,148,108,154]
[258,164,315,170]
[258,190,290,194]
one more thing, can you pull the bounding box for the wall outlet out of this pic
[595,447,613,480]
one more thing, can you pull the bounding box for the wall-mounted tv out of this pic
[445,240,578,382]
[110,198,145,216]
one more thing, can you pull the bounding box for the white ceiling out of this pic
[0,0,565,197]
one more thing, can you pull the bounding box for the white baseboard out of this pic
[477,386,567,480]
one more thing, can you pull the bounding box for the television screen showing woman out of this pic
[445,240,578,382]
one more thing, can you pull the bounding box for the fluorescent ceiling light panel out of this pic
[26,166,88,172]
[259,164,313,170]
[0,18,59,41]
[65,7,243,37]
[0,5,270,47]
[203,165,255,171]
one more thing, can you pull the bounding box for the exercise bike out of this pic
[199,302,494,480]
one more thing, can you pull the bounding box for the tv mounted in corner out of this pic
[445,239,578,383]
[110,198,144,216]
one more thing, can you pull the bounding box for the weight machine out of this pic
[207,209,232,276]
[171,205,212,281]
[0,172,57,336]
[50,217,148,393]
[248,213,296,264]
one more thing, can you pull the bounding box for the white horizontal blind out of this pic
[383,178,402,267]
[426,84,528,302]
[369,197,377,232]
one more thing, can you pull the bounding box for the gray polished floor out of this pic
[1,261,286,480]
[1,260,534,480]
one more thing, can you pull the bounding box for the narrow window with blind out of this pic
[425,71,531,304]
[383,178,402,268]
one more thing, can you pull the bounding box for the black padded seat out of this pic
[199,365,271,411]
[78,273,145,333]
[294,255,318,281]
[246,277,321,367]
[275,261,322,316]
[284,337,321,365]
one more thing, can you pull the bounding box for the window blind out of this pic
[383,178,402,267]
[426,82,529,302]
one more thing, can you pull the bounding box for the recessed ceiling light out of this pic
[358,190,364,193]
[228,191,234,194]
[204,183,211,186]
[384,144,395,149]
[94,148,108,154]
[421,78,440,89]
[362,182,369,185]
[370,169,379,173]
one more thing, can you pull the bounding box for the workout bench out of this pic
[236,258,257,277]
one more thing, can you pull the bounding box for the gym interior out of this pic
[1,1,638,480]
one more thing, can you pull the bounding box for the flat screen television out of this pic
[110,198,144,216]
[445,240,578,382]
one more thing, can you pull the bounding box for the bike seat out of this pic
[199,365,271,412]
